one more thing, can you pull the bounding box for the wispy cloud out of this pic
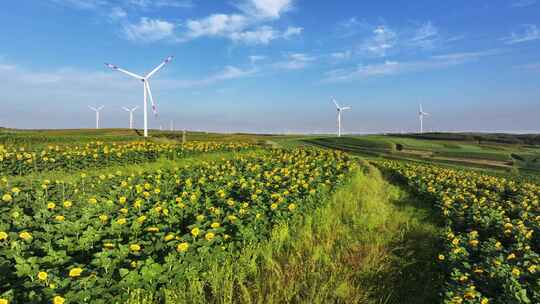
[249,55,267,63]
[330,51,352,60]
[236,0,293,19]
[502,24,540,44]
[273,53,315,70]
[358,25,397,57]
[511,0,537,7]
[409,22,439,49]
[1,60,257,98]
[514,62,540,71]
[123,18,177,42]
[50,0,107,9]
[322,49,500,83]
[336,19,462,60]
[181,10,301,45]
[51,0,193,10]
[336,17,368,38]
[109,7,127,20]
[51,0,301,46]
[184,14,248,39]
[127,0,193,9]
[168,66,258,88]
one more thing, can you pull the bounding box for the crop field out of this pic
[0,131,357,303]
[0,141,254,176]
[305,135,540,174]
[1,130,540,304]
[377,160,540,304]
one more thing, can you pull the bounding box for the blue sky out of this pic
[0,0,539,133]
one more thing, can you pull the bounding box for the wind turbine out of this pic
[105,56,174,137]
[332,97,351,137]
[419,104,430,134]
[122,106,138,129]
[88,106,104,129]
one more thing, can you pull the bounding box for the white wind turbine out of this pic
[88,105,104,129]
[332,97,351,137]
[122,106,138,129]
[105,56,173,137]
[419,104,430,134]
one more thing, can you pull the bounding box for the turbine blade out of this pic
[105,63,144,79]
[98,106,104,111]
[341,106,351,110]
[145,82,158,116]
[122,107,130,112]
[88,106,97,111]
[132,106,139,111]
[332,97,340,108]
[145,56,174,79]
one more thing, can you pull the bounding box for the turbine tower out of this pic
[122,106,138,129]
[88,106,104,129]
[332,97,351,137]
[105,56,174,137]
[419,104,430,134]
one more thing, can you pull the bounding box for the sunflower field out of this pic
[0,148,355,303]
[378,160,540,304]
[0,141,255,176]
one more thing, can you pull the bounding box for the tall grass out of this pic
[128,162,442,304]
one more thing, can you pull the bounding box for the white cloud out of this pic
[184,14,248,38]
[249,55,266,63]
[322,49,499,83]
[123,18,176,42]
[183,14,300,45]
[109,7,127,20]
[511,0,537,7]
[502,24,540,44]
[180,0,298,45]
[128,0,193,9]
[50,0,107,9]
[330,51,352,60]
[336,17,367,38]
[51,0,193,10]
[166,66,257,88]
[410,22,439,49]
[273,53,315,70]
[229,26,278,45]
[515,62,540,71]
[283,26,303,39]
[0,64,17,71]
[323,61,399,82]
[359,25,397,57]
[238,0,293,19]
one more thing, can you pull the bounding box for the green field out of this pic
[1,129,539,304]
[304,134,540,175]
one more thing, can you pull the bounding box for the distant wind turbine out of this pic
[419,104,430,134]
[122,106,138,129]
[88,105,104,129]
[332,97,351,137]
[105,56,174,137]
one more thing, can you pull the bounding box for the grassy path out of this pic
[130,161,442,303]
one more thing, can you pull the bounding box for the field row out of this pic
[378,160,539,304]
[0,148,355,303]
[0,141,255,176]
